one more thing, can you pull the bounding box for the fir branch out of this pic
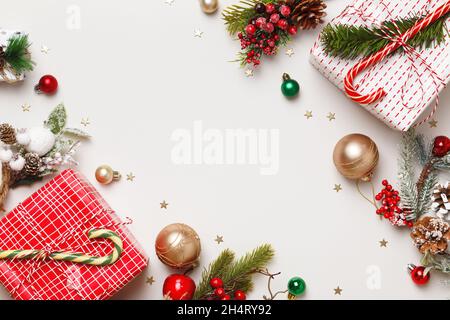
[421,252,450,273]
[193,249,235,300]
[415,133,430,166]
[415,171,437,219]
[321,12,450,59]
[193,244,274,300]
[3,35,34,73]
[223,0,274,35]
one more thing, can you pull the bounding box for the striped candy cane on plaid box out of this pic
[310,0,450,131]
[0,169,148,300]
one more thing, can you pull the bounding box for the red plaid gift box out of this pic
[0,169,148,300]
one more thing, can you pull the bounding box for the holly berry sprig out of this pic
[223,0,326,67]
[375,179,411,227]
[209,277,246,300]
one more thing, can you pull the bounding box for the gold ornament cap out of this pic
[155,223,201,269]
[95,165,121,185]
[333,133,379,181]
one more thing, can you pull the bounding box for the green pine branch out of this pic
[223,0,274,35]
[193,244,274,300]
[3,35,34,73]
[321,12,450,59]
[421,252,450,273]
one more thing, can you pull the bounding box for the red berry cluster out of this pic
[238,2,298,66]
[208,277,246,300]
[375,180,412,227]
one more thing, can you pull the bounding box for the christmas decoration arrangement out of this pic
[374,130,450,284]
[0,104,89,208]
[0,32,34,83]
[310,0,450,131]
[0,170,148,299]
[224,0,327,67]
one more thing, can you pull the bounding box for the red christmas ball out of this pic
[432,136,450,157]
[162,274,196,300]
[210,277,223,289]
[277,19,288,30]
[245,24,256,35]
[35,75,58,94]
[234,290,246,300]
[409,265,430,285]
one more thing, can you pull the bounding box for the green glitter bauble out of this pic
[287,276,306,296]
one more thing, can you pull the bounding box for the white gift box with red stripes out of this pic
[310,0,450,131]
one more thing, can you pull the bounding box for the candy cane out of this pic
[0,229,123,266]
[344,0,450,104]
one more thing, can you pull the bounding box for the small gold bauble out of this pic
[155,223,201,269]
[333,133,379,180]
[199,0,219,14]
[95,165,121,185]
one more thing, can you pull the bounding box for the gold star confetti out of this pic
[285,48,295,57]
[40,45,50,54]
[334,286,343,295]
[379,239,388,247]
[215,235,224,244]
[429,119,438,128]
[81,118,90,127]
[327,112,336,121]
[126,173,135,181]
[304,111,313,119]
[245,69,254,77]
[333,184,342,192]
[165,0,175,5]
[21,103,31,112]
[160,201,169,209]
[146,276,155,285]
[194,29,203,38]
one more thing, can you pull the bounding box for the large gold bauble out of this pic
[199,0,219,14]
[155,223,201,269]
[333,133,379,181]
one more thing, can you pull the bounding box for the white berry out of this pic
[9,155,25,171]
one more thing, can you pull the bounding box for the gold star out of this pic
[334,286,343,295]
[194,29,203,38]
[429,119,438,128]
[40,45,50,54]
[146,276,155,285]
[126,173,135,181]
[215,235,224,244]
[160,201,168,209]
[327,112,336,121]
[304,111,313,119]
[333,184,342,192]
[21,103,31,112]
[245,69,254,77]
[285,48,295,57]
[379,239,388,247]
[81,118,90,127]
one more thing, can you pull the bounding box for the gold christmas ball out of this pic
[155,223,201,269]
[333,133,379,181]
[95,165,121,185]
[199,0,219,14]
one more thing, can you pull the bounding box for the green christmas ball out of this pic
[287,276,306,297]
[281,73,300,98]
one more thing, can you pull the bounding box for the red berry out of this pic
[214,287,225,297]
[375,194,382,201]
[245,24,256,35]
[36,75,58,94]
[386,185,392,191]
[383,213,389,219]
[288,26,297,35]
[270,13,280,23]
[234,290,246,300]
[263,22,274,33]
[382,180,388,186]
[268,40,275,47]
[279,5,291,17]
[238,32,243,39]
[274,34,280,40]
[210,277,224,289]
[255,17,267,28]
[277,19,288,30]
[407,221,414,228]
[266,3,275,13]
[221,294,231,300]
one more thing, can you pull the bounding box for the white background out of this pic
[0,0,449,300]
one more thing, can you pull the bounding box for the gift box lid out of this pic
[0,169,148,300]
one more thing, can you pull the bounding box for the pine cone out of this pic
[410,216,450,255]
[0,123,16,145]
[291,0,327,30]
[432,182,450,220]
[24,153,42,177]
